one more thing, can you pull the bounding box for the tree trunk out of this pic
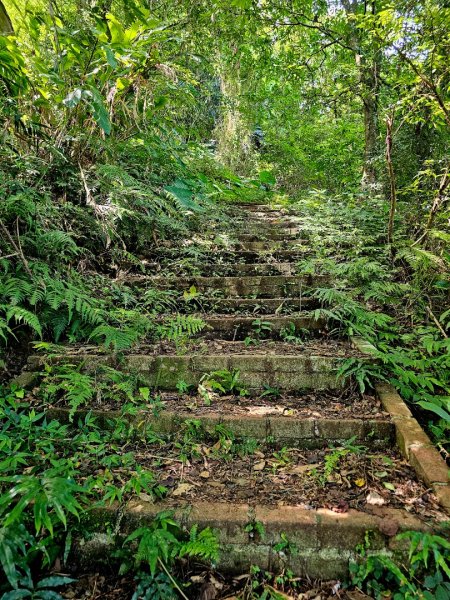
[0,0,13,34]
[385,113,396,247]
[361,59,379,185]
[342,0,380,186]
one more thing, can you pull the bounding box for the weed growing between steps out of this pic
[289,191,450,453]
[31,362,387,419]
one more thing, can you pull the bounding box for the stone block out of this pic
[268,416,315,441]
[432,484,450,514]
[10,370,39,389]
[255,505,319,548]
[395,419,432,458]
[220,414,268,439]
[376,384,413,418]
[409,445,449,486]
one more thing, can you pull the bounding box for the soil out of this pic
[30,384,388,419]
[144,338,358,357]
[47,338,364,358]
[154,390,388,421]
[61,571,358,600]
[113,444,443,519]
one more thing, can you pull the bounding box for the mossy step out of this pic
[148,249,310,265]
[28,348,356,391]
[201,314,323,339]
[76,501,432,579]
[235,232,302,242]
[194,297,315,314]
[197,263,300,277]
[140,275,324,298]
[237,240,307,252]
[141,263,301,278]
[231,204,284,213]
[234,225,301,236]
[46,406,394,449]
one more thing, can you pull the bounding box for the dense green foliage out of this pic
[0,0,449,597]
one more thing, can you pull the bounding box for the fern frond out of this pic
[6,305,42,337]
[89,324,141,352]
[0,278,31,305]
[63,371,94,421]
[179,526,219,562]
[156,314,205,342]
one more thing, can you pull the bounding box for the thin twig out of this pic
[79,162,95,208]
[0,219,32,276]
[426,306,448,339]
[157,557,189,600]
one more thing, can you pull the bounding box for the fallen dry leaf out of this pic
[235,478,250,486]
[199,470,210,479]
[266,585,294,599]
[366,491,385,506]
[346,591,372,600]
[138,492,155,502]
[289,463,319,475]
[172,483,194,496]
[208,481,225,489]
[330,499,349,513]
[246,406,282,415]
[198,582,218,600]
[253,460,266,471]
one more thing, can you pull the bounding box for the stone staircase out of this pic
[22,201,449,578]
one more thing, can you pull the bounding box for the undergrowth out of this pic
[293,190,450,450]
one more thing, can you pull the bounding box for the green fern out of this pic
[337,358,387,393]
[156,314,205,342]
[1,278,31,305]
[124,512,218,578]
[5,305,42,338]
[142,288,178,313]
[89,324,141,352]
[40,364,94,421]
[179,524,219,562]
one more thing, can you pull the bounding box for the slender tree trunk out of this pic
[385,113,396,247]
[362,59,379,185]
[413,167,450,248]
[0,0,13,34]
[342,0,380,186]
[215,56,254,175]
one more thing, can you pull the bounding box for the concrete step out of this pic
[135,275,324,298]
[201,314,323,339]
[148,263,302,278]
[28,339,369,392]
[197,297,315,314]
[78,500,431,578]
[148,249,310,265]
[231,204,285,213]
[236,240,307,252]
[234,224,301,236]
[203,263,300,277]
[235,232,301,242]
[47,404,394,449]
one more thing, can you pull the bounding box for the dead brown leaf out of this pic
[253,460,266,471]
[288,463,319,475]
[172,483,194,496]
[366,491,385,506]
